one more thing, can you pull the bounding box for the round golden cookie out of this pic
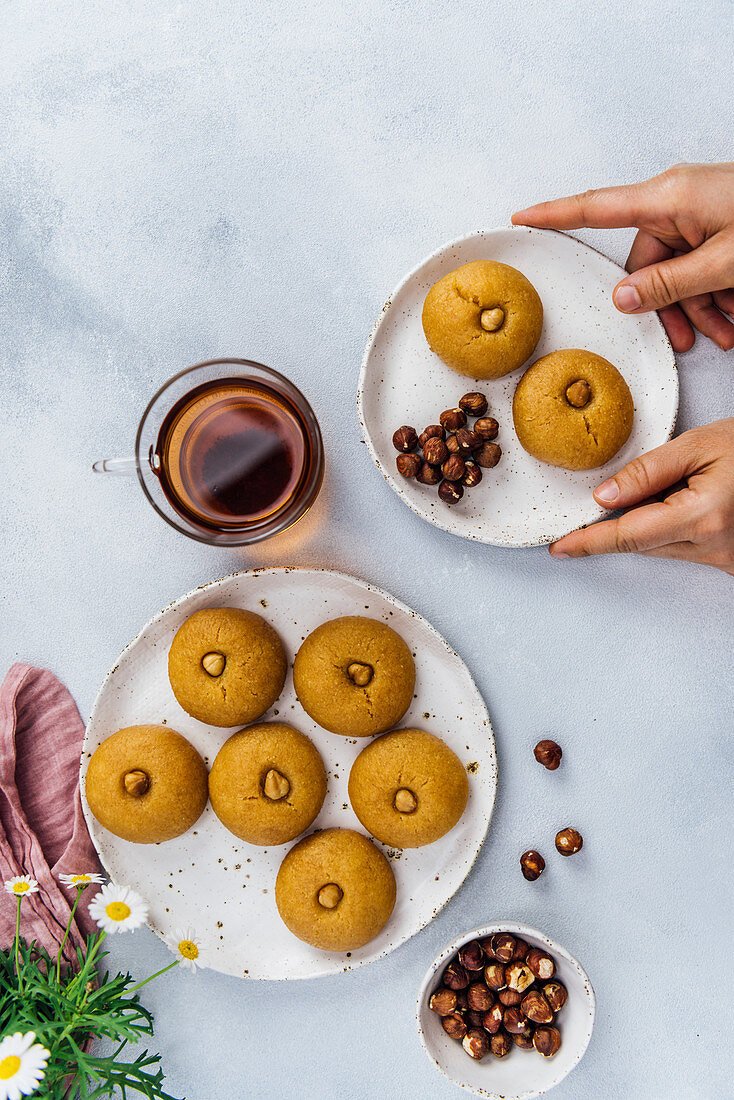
[293,616,415,738]
[513,348,634,470]
[275,828,396,951]
[85,724,208,844]
[348,729,468,848]
[422,260,543,379]
[208,722,327,845]
[168,607,287,727]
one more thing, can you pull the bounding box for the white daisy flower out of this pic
[164,928,205,973]
[0,1031,49,1099]
[88,883,148,935]
[3,877,39,899]
[58,873,105,890]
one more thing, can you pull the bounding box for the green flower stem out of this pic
[14,896,22,992]
[56,886,83,983]
[127,959,179,994]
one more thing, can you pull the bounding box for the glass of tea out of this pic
[93,359,324,545]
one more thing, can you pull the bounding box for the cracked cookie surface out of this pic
[422,259,543,379]
[513,348,634,470]
[168,607,287,727]
[348,729,468,848]
[209,722,326,845]
[293,616,415,737]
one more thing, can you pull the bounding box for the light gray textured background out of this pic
[1,3,733,1098]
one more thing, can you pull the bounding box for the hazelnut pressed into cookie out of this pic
[168,607,287,727]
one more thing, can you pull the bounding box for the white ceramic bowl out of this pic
[417,922,595,1099]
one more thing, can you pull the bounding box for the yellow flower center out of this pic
[105,901,131,921]
[0,1055,21,1080]
[72,875,91,884]
[13,882,30,894]
[178,939,199,960]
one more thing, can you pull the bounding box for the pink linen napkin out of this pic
[0,663,102,959]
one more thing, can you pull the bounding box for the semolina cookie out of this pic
[168,607,287,727]
[513,348,634,470]
[85,724,208,844]
[293,616,415,737]
[275,828,396,951]
[422,260,543,379]
[208,722,327,845]
[348,729,468,848]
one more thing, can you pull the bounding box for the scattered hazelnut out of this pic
[482,1003,504,1034]
[439,407,467,432]
[441,454,466,482]
[490,1032,512,1058]
[423,437,449,466]
[512,938,530,962]
[459,391,489,417]
[262,769,290,801]
[416,461,441,485]
[317,883,343,909]
[455,427,481,452]
[555,827,583,856]
[521,990,554,1025]
[396,453,421,479]
[475,442,502,468]
[484,962,507,990]
[347,661,373,687]
[441,1012,467,1040]
[201,651,226,677]
[533,1026,562,1058]
[429,988,458,1016]
[534,739,563,770]
[520,850,546,881]
[443,961,470,990]
[418,424,445,448]
[506,962,535,993]
[466,982,493,1012]
[474,416,499,440]
[462,461,482,487]
[457,940,485,972]
[392,425,418,452]
[498,988,523,1007]
[513,1032,535,1050]
[438,479,464,505]
[462,1029,490,1061]
[565,379,592,408]
[526,948,556,981]
[445,433,461,454]
[123,769,150,797]
[543,981,568,1013]
[490,933,516,963]
[503,1005,528,1035]
[480,307,505,332]
[393,787,418,814]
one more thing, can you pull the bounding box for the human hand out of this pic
[548,419,734,574]
[512,162,734,353]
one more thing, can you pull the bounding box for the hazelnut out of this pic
[543,981,568,1013]
[466,982,493,1012]
[520,850,545,881]
[465,1010,484,1028]
[565,379,592,408]
[396,453,421,479]
[533,1025,562,1058]
[201,651,226,677]
[443,961,470,990]
[555,827,583,856]
[393,787,418,814]
[474,416,499,440]
[123,769,150,797]
[441,1012,467,1040]
[459,391,489,417]
[482,1003,504,1034]
[480,307,505,332]
[347,661,373,687]
[513,1031,535,1050]
[498,988,523,1007]
[503,1005,528,1034]
[454,989,468,1013]
[317,883,343,909]
[484,962,507,990]
[521,990,554,1025]
[423,437,449,466]
[429,988,458,1016]
[462,1029,490,1060]
[490,933,516,963]
[512,938,530,962]
[439,407,467,432]
[490,1032,512,1058]
[438,479,464,505]
[445,433,461,454]
[534,739,563,770]
[418,424,445,448]
[455,427,481,453]
[392,425,418,452]
[478,936,495,956]
[526,948,556,981]
[441,454,466,482]
[416,461,441,485]
[506,963,535,993]
[262,769,290,801]
[457,940,485,972]
[475,442,502,468]
[462,462,482,488]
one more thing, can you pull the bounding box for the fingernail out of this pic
[613,284,642,313]
[595,478,619,504]
[549,545,570,559]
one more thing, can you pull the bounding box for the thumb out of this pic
[613,238,731,313]
[593,434,699,509]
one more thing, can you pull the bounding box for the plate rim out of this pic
[81,565,499,980]
[356,225,679,549]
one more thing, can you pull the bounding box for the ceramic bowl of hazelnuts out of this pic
[416,922,595,1099]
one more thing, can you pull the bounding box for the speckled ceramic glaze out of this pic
[417,922,595,1099]
[358,227,678,547]
[81,568,497,980]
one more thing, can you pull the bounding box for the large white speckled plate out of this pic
[358,227,678,547]
[81,568,497,980]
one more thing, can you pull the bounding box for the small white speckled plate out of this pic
[417,922,595,1098]
[358,227,678,547]
[81,567,497,980]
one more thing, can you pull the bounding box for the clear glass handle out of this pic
[92,456,138,475]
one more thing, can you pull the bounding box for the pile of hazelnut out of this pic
[392,391,501,506]
[429,933,567,1062]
